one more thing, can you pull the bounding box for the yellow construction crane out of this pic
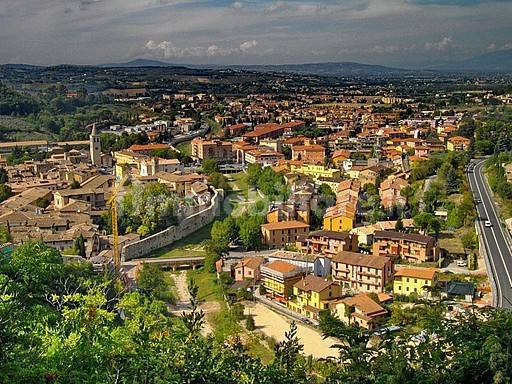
[108,175,128,277]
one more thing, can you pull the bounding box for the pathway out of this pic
[168,271,219,335]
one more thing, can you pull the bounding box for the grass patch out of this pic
[438,272,487,285]
[245,333,275,365]
[208,307,241,342]
[148,220,214,258]
[187,268,224,302]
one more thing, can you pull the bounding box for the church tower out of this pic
[90,123,101,166]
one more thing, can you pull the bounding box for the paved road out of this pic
[468,159,512,308]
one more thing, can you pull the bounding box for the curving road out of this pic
[468,159,512,309]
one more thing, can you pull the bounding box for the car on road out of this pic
[475,198,482,204]
[456,260,468,267]
[485,220,493,228]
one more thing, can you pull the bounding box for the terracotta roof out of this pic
[261,220,310,231]
[374,230,433,245]
[294,275,335,293]
[332,149,351,159]
[395,267,438,280]
[448,136,470,143]
[377,292,393,303]
[264,260,299,273]
[332,251,391,269]
[341,293,387,316]
[236,256,264,270]
[292,145,325,152]
[128,143,170,152]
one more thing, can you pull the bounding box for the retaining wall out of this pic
[122,189,223,261]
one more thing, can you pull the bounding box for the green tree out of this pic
[136,263,174,302]
[0,167,8,184]
[69,180,81,189]
[238,213,265,250]
[202,159,219,175]
[0,184,13,203]
[73,234,86,257]
[246,315,255,331]
[395,217,405,232]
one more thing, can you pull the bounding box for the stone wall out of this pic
[122,189,223,261]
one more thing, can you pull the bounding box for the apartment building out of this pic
[245,148,284,166]
[290,163,341,181]
[373,231,438,262]
[303,230,357,256]
[261,260,306,302]
[291,144,326,164]
[288,275,342,320]
[393,267,438,297]
[191,138,234,162]
[446,136,471,152]
[379,176,408,210]
[261,220,310,248]
[322,197,357,232]
[331,251,394,293]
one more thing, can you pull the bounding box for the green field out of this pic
[0,116,58,141]
[148,221,214,259]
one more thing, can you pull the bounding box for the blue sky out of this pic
[0,0,511,67]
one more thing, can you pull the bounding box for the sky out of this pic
[0,0,511,68]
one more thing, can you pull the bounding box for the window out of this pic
[414,279,417,283]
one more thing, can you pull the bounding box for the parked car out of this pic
[456,260,468,267]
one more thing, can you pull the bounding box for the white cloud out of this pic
[368,45,400,54]
[239,40,258,52]
[425,36,453,51]
[232,1,243,9]
[264,1,288,14]
[144,39,258,59]
[487,43,496,50]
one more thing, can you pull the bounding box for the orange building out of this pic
[261,220,310,248]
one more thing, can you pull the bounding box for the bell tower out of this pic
[90,123,101,166]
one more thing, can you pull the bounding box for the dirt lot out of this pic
[244,302,339,360]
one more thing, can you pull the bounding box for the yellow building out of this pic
[393,267,438,297]
[323,200,357,232]
[290,163,340,180]
[288,275,342,320]
[261,261,305,303]
[446,136,471,152]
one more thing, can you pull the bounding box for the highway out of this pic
[468,159,512,309]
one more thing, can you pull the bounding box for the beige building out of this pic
[191,138,234,162]
[331,251,394,293]
[234,256,264,282]
[373,231,438,263]
[333,293,387,330]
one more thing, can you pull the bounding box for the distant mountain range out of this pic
[430,49,512,73]
[100,49,512,76]
[100,59,415,77]
[3,49,511,77]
